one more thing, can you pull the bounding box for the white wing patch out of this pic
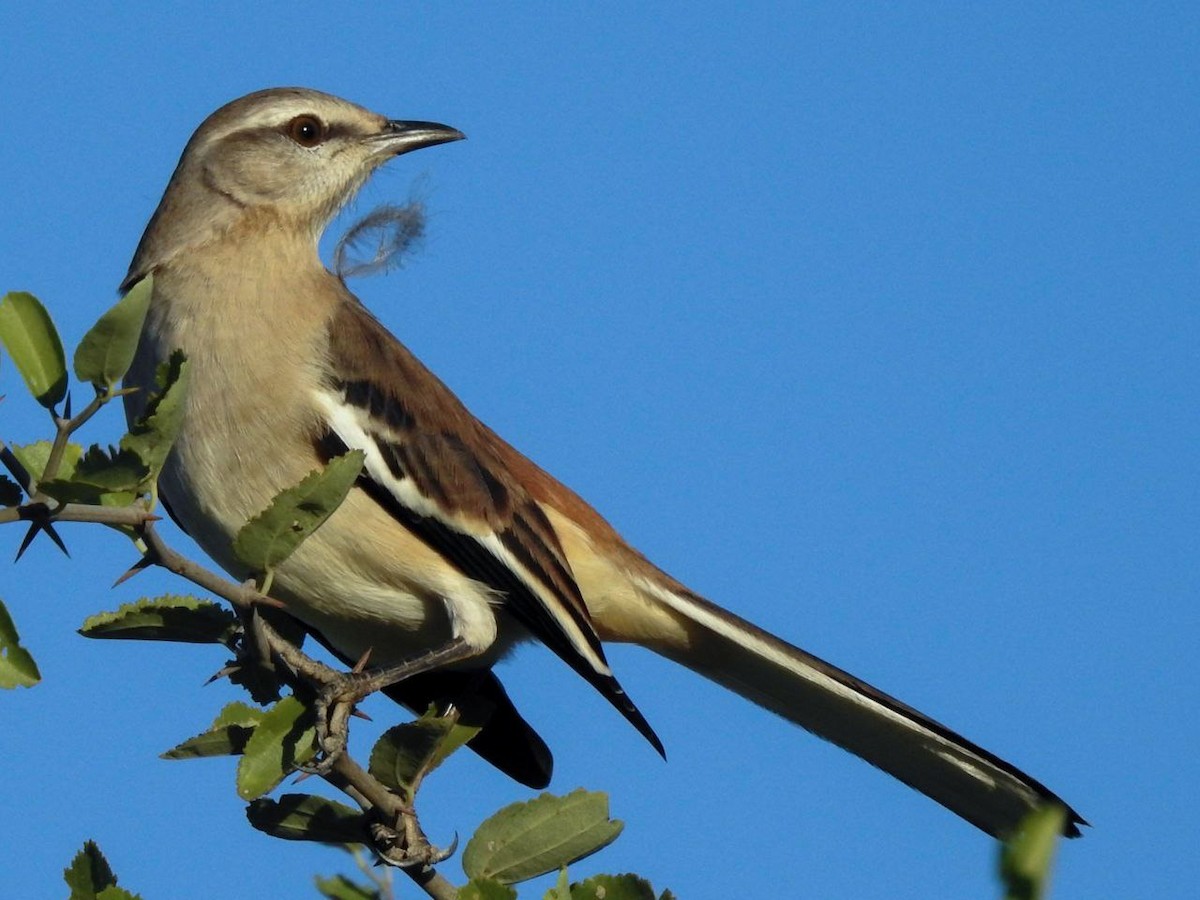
[314,389,612,677]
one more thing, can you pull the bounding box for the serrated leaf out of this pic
[12,440,82,484]
[0,291,67,407]
[228,654,285,705]
[63,840,117,899]
[314,873,380,900]
[120,349,188,479]
[96,887,142,900]
[76,445,149,490]
[80,596,238,644]
[246,793,368,844]
[40,445,150,503]
[162,702,265,759]
[1000,804,1067,900]
[212,700,268,728]
[237,696,318,799]
[233,450,364,573]
[460,879,518,900]
[463,789,624,884]
[163,722,258,759]
[569,874,658,900]
[0,598,40,688]
[74,276,153,388]
[0,474,22,506]
[368,708,481,797]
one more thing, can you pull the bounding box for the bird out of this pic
[121,86,1083,841]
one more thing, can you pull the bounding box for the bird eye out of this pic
[286,114,326,148]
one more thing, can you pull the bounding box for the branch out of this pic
[5,494,460,897]
[41,389,108,488]
[137,522,457,897]
[139,522,279,611]
[0,501,158,528]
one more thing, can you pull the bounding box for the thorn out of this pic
[292,770,314,785]
[112,555,153,587]
[14,523,39,561]
[63,391,73,419]
[144,513,163,523]
[205,664,240,685]
[12,516,67,559]
[250,595,288,610]
[352,647,373,674]
[43,521,69,556]
[351,708,373,722]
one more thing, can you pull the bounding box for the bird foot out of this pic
[299,670,377,774]
[371,814,458,868]
[299,639,476,774]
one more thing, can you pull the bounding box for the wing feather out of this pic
[319,298,663,753]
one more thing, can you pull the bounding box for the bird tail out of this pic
[641,584,1084,839]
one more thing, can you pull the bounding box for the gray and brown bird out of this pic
[122,87,1083,840]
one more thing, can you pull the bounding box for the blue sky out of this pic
[1,4,1195,898]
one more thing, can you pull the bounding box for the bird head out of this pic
[123,87,463,290]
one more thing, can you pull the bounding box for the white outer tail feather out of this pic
[640,579,1080,839]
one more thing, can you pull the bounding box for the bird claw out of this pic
[371,817,458,868]
[298,670,375,773]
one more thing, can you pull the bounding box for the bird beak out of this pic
[372,120,466,156]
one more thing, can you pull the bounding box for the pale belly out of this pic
[126,316,512,670]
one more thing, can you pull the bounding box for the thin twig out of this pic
[0,501,156,527]
[40,389,108,489]
[404,866,459,900]
[140,522,271,611]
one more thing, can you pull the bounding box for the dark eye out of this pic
[286,114,326,147]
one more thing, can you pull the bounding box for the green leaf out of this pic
[63,840,117,899]
[314,873,380,900]
[213,700,268,728]
[12,440,82,484]
[368,708,481,797]
[40,445,150,503]
[0,291,67,407]
[96,887,142,900]
[162,701,265,759]
[80,596,238,644]
[75,445,150,490]
[463,789,624,884]
[1000,804,1067,900]
[460,879,518,900]
[120,349,189,479]
[74,276,153,388]
[246,793,368,844]
[0,474,22,506]
[237,696,318,799]
[0,599,40,688]
[233,450,365,573]
[569,874,658,900]
[228,654,285,705]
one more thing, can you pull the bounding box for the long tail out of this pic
[642,584,1085,839]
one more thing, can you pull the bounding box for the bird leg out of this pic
[306,636,476,773]
[370,812,459,868]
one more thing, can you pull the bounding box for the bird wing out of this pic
[315,294,663,754]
